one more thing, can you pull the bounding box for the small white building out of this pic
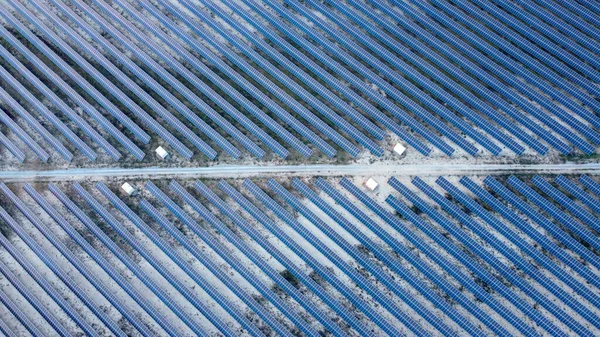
[156,146,169,160]
[121,182,136,196]
[393,143,406,156]
[364,178,379,191]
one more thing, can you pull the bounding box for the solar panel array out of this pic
[0,0,599,163]
[1,175,599,336]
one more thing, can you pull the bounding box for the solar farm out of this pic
[1,0,600,336]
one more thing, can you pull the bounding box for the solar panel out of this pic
[490,0,600,70]
[579,175,600,198]
[435,0,600,116]
[2,4,195,159]
[88,0,271,159]
[0,130,25,163]
[367,0,595,154]
[316,0,549,155]
[156,1,365,158]
[0,33,144,160]
[198,0,435,156]
[0,108,48,162]
[347,0,572,155]
[73,183,213,337]
[555,175,600,214]
[466,0,600,93]
[388,177,548,336]
[0,191,128,337]
[0,285,44,337]
[187,180,347,337]
[461,176,600,299]
[395,0,600,148]
[532,176,600,233]
[0,250,74,337]
[95,182,260,337]
[256,0,483,156]
[138,197,293,337]
[296,178,462,336]
[241,178,401,337]
[0,314,17,337]
[512,0,600,53]
[0,50,121,161]
[273,178,428,336]
[484,176,600,271]
[435,177,599,332]
[146,181,314,337]
[46,0,232,159]
[511,176,600,251]
[294,0,521,155]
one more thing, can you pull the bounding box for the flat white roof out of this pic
[365,178,379,191]
[393,143,406,156]
[121,182,135,195]
[156,146,169,159]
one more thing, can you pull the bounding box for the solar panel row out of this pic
[2,176,600,335]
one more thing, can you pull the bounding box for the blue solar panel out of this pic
[46,0,232,160]
[111,0,310,159]
[274,178,428,336]
[0,314,17,337]
[434,0,600,115]
[294,0,521,155]
[0,282,45,337]
[491,0,600,70]
[187,180,346,337]
[367,0,595,154]
[316,0,549,155]
[296,178,464,336]
[468,0,600,91]
[314,177,495,335]
[0,34,144,160]
[532,176,600,233]
[579,175,600,198]
[73,183,214,337]
[0,85,73,161]
[242,178,402,336]
[0,108,48,162]
[224,0,455,156]
[514,176,600,251]
[555,175,600,215]
[435,177,599,332]
[0,65,95,161]
[549,0,600,27]
[146,181,313,337]
[27,184,162,337]
[0,250,74,337]
[9,186,107,337]
[0,188,128,337]
[0,49,122,161]
[0,130,25,163]
[387,177,548,336]
[217,179,373,337]
[484,176,600,272]
[2,4,195,159]
[89,0,271,159]
[257,0,483,156]
[394,0,600,147]
[347,0,572,155]
[512,0,600,53]
[138,197,293,337]
[95,182,262,337]
[199,0,435,156]
[156,1,378,157]
[461,176,600,300]
[49,184,174,337]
